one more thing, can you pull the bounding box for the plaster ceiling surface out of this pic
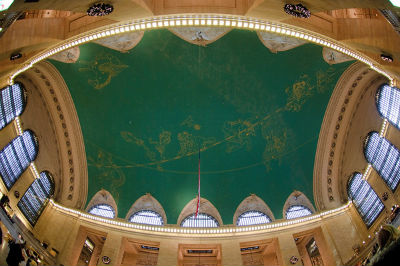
[50,29,353,223]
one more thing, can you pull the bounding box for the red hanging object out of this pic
[195,150,201,218]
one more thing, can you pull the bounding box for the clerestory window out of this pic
[18,171,54,225]
[0,130,38,189]
[348,172,384,226]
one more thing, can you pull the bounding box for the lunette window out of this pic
[348,172,384,226]
[128,210,164,226]
[285,205,313,219]
[0,130,38,189]
[236,210,272,226]
[180,213,219,228]
[88,204,115,218]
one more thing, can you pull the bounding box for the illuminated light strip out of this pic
[30,162,41,180]
[49,200,351,235]
[362,164,373,180]
[14,117,23,136]
[5,14,394,85]
[379,119,388,137]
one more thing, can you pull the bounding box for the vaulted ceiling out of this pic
[50,28,353,223]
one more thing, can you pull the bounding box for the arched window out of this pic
[180,213,219,228]
[285,205,313,219]
[236,210,272,226]
[18,171,54,226]
[128,210,164,226]
[364,132,400,191]
[88,204,115,219]
[0,83,26,130]
[348,172,384,226]
[0,130,38,189]
[376,84,400,130]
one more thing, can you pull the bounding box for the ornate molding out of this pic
[93,31,144,52]
[49,47,80,63]
[322,47,353,65]
[169,27,231,46]
[257,31,306,53]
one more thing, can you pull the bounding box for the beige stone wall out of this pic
[26,202,375,266]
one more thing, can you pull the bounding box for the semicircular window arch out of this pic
[285,205,313,219]
[364,132,400,191]
[0,130,38,189]
[128,210,164,226]
[0,83,27,130]
[18,171,54,226]
[180,213,219,228]
[88,204,115,219]
[236,210,272,226]
[348,172,384,227]
[376,84,400,130]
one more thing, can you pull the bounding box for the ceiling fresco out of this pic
[50,29,353,223]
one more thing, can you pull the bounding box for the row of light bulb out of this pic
[8,14,394,84]
[50,199,351,235]
[380,119,388,137]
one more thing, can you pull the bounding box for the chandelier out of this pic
[284,3,311,18]
[87,3,114,16]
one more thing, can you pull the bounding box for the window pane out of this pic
[377,84,400,130]
[237,210,271,226]
[18,171,54,226]
[286,205,313,219]
[129,210,164,226]
[0,130,38,189]
[0,83,26,130]
[348,172,384,226]
[88,204,115,218]
[365,132,400,191]
[180,213,219,228]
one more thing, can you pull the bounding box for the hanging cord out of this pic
[195,149,201,218]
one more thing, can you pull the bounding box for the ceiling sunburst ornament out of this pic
[284,3,311,18]
[87,2,114,17]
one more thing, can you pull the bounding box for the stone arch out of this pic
[125,193,167,224]
[18,61,88,209]
[282,191,315,219]
[313,61,387,210]
[86,189,118,218]
[177,197,223,226]
[233,194,275,225]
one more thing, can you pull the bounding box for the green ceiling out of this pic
[50,29,352,223]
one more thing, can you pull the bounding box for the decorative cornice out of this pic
[50,199,352,236]
[5,14,394,85]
